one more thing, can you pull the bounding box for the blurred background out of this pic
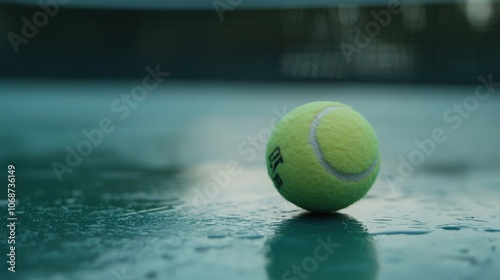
[1,1,500,280]
[1,0,500,82]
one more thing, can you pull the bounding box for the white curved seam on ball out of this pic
[309,106,378,182]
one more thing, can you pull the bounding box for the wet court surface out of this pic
[1,81,499,280]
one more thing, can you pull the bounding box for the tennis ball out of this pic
[266,101,380,213]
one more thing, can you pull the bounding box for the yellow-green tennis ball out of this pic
[266,101,380,213]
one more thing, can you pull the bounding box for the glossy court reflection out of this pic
[266,213,378,280]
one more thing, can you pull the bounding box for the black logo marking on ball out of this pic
[269,146,284,189]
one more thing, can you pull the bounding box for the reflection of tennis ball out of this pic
[266,213,378,280]
[266,101,380,213]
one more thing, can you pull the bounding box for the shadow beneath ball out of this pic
[265,213,379,280]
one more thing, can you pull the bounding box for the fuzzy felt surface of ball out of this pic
[266,101,380,213]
